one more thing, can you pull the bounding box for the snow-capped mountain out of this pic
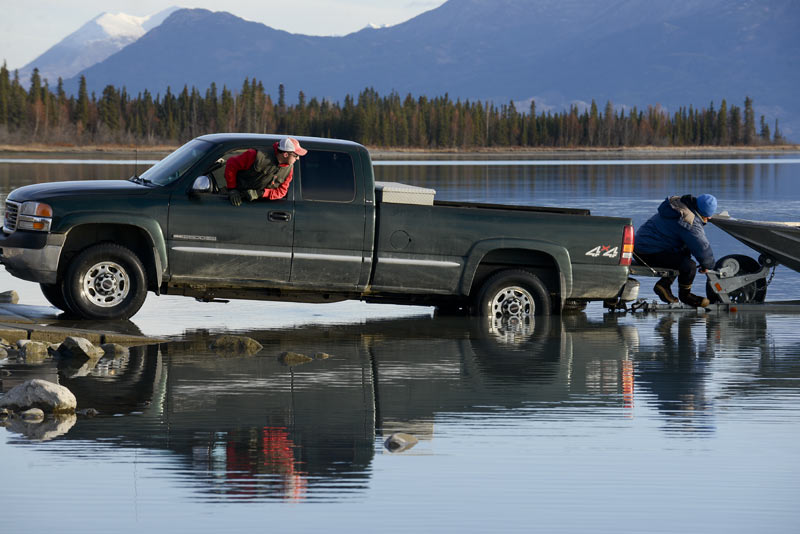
[17,6,179,84]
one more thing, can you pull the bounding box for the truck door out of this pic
[166,148,295,284]
[290,149,367,288]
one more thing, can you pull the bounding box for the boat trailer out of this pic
[610,212,800,313]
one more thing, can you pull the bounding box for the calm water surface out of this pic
[1,153,799,533]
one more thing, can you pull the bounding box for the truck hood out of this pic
[7,180,151,202]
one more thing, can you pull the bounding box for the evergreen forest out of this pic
[0,65,788,149]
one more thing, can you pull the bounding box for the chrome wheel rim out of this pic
[81,261,130,307]
[487,286,536,345]
[490,285,535,318]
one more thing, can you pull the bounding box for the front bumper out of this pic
[0,231,65,284]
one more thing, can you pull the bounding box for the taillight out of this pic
[620,224,634,266]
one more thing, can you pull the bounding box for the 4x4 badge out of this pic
[585,245,618,258]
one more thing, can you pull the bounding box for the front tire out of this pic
[40,282,72,313]
[63,243,148,320]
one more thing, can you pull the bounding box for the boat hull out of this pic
[711,215,800,273]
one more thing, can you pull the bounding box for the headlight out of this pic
[17,201,53,232]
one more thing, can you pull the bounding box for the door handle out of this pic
[269,211,292,222]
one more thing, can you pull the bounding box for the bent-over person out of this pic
[634,193,718,308]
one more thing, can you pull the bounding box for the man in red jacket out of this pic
[224,137,307,205]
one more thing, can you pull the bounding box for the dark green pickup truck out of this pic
[0,134,639,321]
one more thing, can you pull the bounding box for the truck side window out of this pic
[299,151,355,202]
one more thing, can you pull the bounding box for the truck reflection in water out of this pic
[2,312,794,501]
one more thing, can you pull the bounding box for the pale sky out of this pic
[0,0,445,70]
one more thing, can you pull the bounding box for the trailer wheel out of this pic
[63,243,148,320]
[475,269,551,319]
[39,282,72,313]
[706,254,767,304]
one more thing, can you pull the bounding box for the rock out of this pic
[384,432,419,453]
[17,340,50,361]
[0,407,9,419]
[278,351,313,366]
[314,352,331,360]
[209,335,263,355]
[0,379,77,414]
[5,414,76,441]
[58,336,105,360]
[21,408,45,421]
[0,290,19,304]
[100,343,129,357]
[77,408,99,417]
[0,347,8,359]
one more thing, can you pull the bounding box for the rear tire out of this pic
[474,269,552,320]
[63,243,148,320]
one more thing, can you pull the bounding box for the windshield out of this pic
[140,138,215,186]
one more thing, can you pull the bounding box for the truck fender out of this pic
[459,238,573,305]
[58,213,168,286]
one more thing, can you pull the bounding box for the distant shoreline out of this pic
[1,143,798,158]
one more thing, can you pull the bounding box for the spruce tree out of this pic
[99,85,120,132]
[759,115,770,143]
[717,99,729,145]
[603,100,614,146]
[773,118,784,144]
[9,70,26,131]
[76,75,90,129]
[743,97,756,145]
[527,100,537,146]
[0,62,10,126]
[729,105,742,145]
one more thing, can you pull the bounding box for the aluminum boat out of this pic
[710,213,800,273]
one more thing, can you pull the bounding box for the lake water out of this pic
[1,152,800,533]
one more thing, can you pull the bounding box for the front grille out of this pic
[3,200,20,233]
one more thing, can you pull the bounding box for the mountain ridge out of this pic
[48,0,799,138]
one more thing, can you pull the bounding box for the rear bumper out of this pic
[0,231,65,284]
[570,264,631,299]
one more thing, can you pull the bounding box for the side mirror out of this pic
[191,175,212,194]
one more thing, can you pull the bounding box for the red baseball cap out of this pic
[278,137,307,156]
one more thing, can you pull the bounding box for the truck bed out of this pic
[434,200,591,216]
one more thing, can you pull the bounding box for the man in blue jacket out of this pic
[634,194,717,307]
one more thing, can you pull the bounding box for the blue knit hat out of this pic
[696,194,717,217]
